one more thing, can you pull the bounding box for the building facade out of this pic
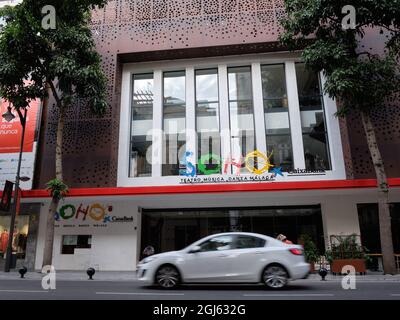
[1,0,400,271]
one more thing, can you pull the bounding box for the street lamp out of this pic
[2,105,28,272]
[2,106,15,122]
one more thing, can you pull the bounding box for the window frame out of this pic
[195,68,222,175]
[295,62,332,171]
[162,70,187,177]
[227,65,257,172]
[61,235,92,255]
[129,73,154,178]
[261,63,295,171]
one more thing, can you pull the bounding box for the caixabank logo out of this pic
[55,203,134,224]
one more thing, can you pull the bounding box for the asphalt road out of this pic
[0,279,399,300]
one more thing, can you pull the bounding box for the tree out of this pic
[280,0,400,274]
[0,0,108,268]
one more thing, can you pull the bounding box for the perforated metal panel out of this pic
[35,1,400,188]
[35,0,287,188]
[345,92,400,179]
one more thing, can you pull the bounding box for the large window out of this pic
[296,63,331,170]
[228,66,255,173]
[163,71,186,176]
[61,235,92,255]
[195,69,221,175]
[130,74,153,177]
[261,64,293,171]
[123,59,343,182]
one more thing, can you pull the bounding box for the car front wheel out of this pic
[155,265,180,289]
[262,265,289,289]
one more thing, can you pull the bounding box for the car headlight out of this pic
[141,256,157,264]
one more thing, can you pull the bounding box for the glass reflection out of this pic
[228,66,255,173]
[130,74,153,177]
[261,64,293,171]
[163,71,186,176]
[196,69,221,175]
[296,63,331,170]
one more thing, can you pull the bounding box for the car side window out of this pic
[234,236,266,249]
[198,235,234,252]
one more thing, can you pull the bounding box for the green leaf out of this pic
[46,179,69,200]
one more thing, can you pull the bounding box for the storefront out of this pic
[34,201,137,271]
[141,206,325,255]
[0,203,40,270]
[26,181,400,271]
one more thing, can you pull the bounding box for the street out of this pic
[0,278,399,300]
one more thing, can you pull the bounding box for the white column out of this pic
[185,67,197,165]
[152,70,163,177]
[117,69,132,186]
[285,61,306,169]
[251,62,267,155]
[218,65,232,174]
[321,72,346,177]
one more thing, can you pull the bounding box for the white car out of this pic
[137,232,310,289]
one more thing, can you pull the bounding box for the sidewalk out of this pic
[0,270,399,282]
[0,270,138,281]
[307,271,400,281]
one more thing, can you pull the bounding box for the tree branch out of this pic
[47,80,62,107]
[357,51,378,59]
[16,108,26,127]
[377,24,399,34]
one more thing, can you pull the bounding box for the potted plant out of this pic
[298,234,320,272]
[325,234,370,275]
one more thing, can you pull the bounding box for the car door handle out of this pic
[255,251,264,254]
[218,254,228,257]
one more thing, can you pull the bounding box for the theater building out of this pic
[2,0,400,271]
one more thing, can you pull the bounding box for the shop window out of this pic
[0,216,29,260]
[195,69,221,175]
[130,74,154,177]
[162,71,186,176]
[295,63,331,170]
[61,235,92,255]
[261,64,293,171]
[357,203,400,254]
[141,206,325,254]
[228,66,255,173]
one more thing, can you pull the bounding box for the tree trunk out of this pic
[41,196,59,267]
[42,105,65,269]
[361,110,396,274]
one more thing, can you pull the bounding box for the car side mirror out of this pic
[189,245,201,254]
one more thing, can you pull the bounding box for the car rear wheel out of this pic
[155,265,180,289]
[262,265,289,289]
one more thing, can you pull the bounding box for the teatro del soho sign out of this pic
[178,150,326,184]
